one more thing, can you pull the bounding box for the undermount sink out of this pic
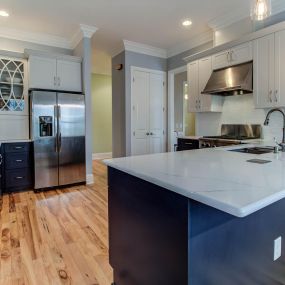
[229,147,275,155]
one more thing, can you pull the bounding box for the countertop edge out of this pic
[104,159,285,218]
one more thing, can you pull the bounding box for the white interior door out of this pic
[149,73,165,154]
[131,68,166,156]
[132,70,150,155]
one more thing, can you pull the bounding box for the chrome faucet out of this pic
[264,108,285,152]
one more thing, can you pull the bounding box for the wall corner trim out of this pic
[123,40,167,58]
[86,174,95,185]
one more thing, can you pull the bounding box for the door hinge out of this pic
[163,107,165,112]
[163,130,165,135]
[133,77,135,82]
[133,105,135,111]
[163,81,165,86]
[133,131,135,136]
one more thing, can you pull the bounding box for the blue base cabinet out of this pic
[1,142,33,193]
[108,167,285,285]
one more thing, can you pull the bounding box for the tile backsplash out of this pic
[195,94,284,143]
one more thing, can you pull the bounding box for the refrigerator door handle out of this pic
[58,105,62,152]
[59,132,62,153]
[54,105,58,152]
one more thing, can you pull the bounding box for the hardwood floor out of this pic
[0,160,113,285]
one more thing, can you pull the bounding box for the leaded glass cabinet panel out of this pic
[0,57,28,114]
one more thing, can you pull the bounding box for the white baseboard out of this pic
[86,174,94,185]
[92,152,112,160]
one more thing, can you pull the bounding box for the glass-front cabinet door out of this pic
[0,57,28,114]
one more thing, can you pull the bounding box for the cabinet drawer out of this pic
[5,168,32,189]
[4,142,31,153]
[5,152,31,170]
[177,139,199,151]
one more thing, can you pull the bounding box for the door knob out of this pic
[146,132,150,136]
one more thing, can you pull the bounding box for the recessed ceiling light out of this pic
[182,19,192,27]
[0,10,9,17]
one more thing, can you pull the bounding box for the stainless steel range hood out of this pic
[202,61,253,96]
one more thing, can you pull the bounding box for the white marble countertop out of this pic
[104,142,285,218]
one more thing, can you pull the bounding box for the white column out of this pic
[73,24,97,184]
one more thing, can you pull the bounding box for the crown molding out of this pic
[208,0,285,31]
[0,24,98,51]
[0,27,71,49]
[208,7,249,31]
[71,24,98,49]
[272,0,285,15]
[167,30,213,58]
[123,40,167,58]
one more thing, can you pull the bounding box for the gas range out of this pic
[199,124,262,149]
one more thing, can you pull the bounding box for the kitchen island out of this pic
[105,145,285,285]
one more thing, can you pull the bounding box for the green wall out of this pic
[91,73,112,153]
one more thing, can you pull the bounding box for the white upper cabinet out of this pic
[188,57,223,113]
[253,34,275,108]
[28,56,57,90]
[254,31,285,108]
[28,54,82,92]
[212,50,230,70]
[212,42,253,70]
[274,30,285,107]
[57,60,82,92]
[0,55,28,115]
[188,61,199,113]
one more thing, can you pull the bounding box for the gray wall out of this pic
[0,37,72,55]
[111,50,167,158]
[112,51,126,158]
[167,41,213,70]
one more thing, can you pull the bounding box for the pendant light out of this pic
[251,0,272,21]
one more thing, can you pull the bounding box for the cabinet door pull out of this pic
[15,176,24,180]
[15,160,23,162]
[269,90,273,103]
[54,76,57,87]
[58,77,61,87]
[14,146,23,150]
[275,90,278,102]
[230,50,234,62]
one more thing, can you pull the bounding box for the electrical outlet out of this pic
[274,237,282,261]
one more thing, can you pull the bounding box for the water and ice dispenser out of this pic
[39,116,53,137]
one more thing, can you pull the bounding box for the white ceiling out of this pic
[0,0,254,56]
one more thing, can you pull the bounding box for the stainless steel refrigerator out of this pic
[30,91,86,190]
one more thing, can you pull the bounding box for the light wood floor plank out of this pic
[0,160,113,285]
